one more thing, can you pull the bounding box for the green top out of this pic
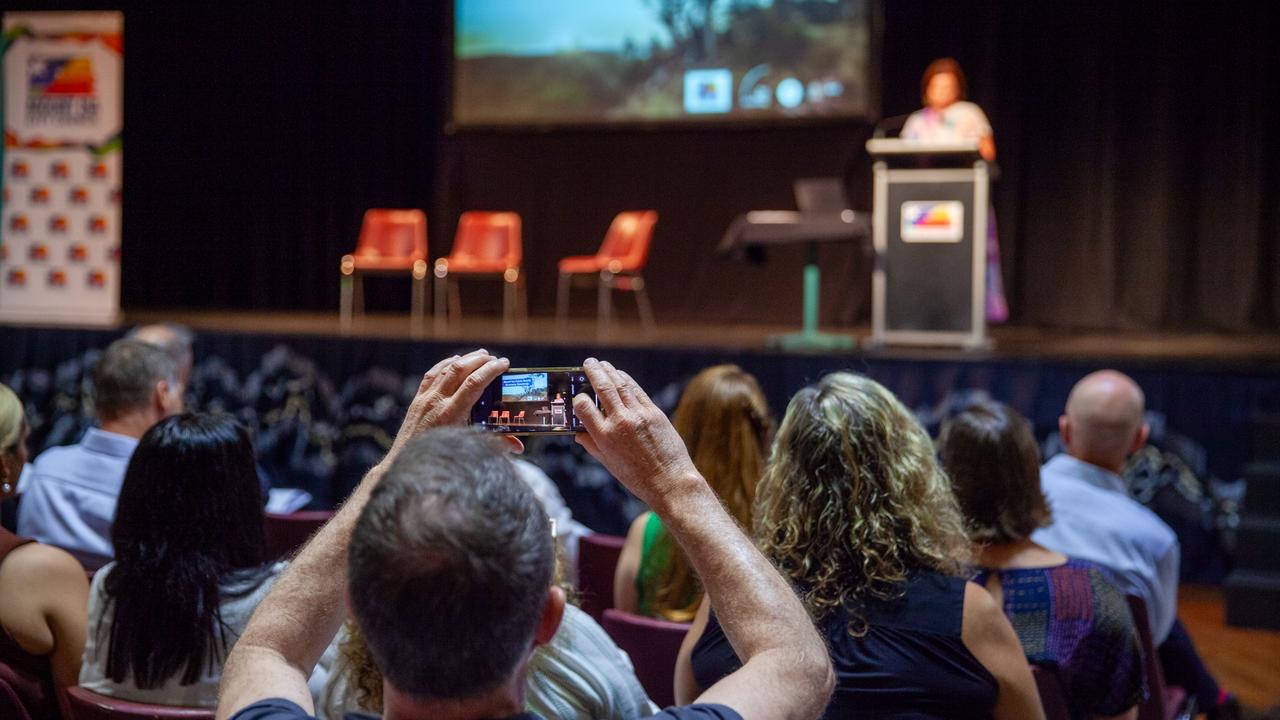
[634,512,697,618]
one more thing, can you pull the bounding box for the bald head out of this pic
[128,323,194,388]
[1060,370,1148,473]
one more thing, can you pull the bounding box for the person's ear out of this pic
[1131,422,1150,454]
[1058,414,1071,447]
[154,379,182,416]
[533,586,566,648]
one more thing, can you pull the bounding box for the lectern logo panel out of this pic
[900,201,964,243]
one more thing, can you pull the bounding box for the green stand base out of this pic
[768,331,857,352]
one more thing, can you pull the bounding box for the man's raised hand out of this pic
[573,358,700,510]
[391,349,509,454]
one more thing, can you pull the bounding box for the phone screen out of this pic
[471,367,596,435]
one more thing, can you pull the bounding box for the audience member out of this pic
[80,413,290,707]
[676,372,1044,719]
[217,352,833,720]
[318,555,656,719]
[0,382,90,720]
[512,457,592,573]
[18,338,182,568]
[128,322,196,392]
[614,364,771,621]
[1031,370,1237,718]
[940,400,1142,720]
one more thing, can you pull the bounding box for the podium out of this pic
[865,139,990,349]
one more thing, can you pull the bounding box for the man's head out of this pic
[92,338,184,431]
[1059,369,1148,473]
[347,427,561,704]
[127,323,195,390]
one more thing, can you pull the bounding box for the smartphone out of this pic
[471,367,596,435]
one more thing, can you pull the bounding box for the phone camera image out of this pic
[471,368,596,435]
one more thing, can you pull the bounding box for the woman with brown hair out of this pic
[612,364,772,622]
[676,373,1044,719]
[940,401,1143,720]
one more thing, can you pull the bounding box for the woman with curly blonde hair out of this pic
[675,372,1045,720]
[613,364,772,622]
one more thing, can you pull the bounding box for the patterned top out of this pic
[901,101,992,143]
[973,559,1144,719]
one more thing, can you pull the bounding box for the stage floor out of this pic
[115,309,1280,365]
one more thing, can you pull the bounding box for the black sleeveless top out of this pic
[692,571,999,719]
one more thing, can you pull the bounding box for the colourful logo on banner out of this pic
[30,186,50,204]
[89,215,108,233]
[108,245,121,261]
[90,162,108,179]
[49,215,68,233]
[70,186,89,204]
[68,244,88,262]
[7,269,27,287]
[87,269,107,288]
[900,201,965,243]
[9,214,29,232]
[11,162,29,178]
[28,57,95,97]
[51,160,70,179]
[47,269,68,287]
[28,244,48,261]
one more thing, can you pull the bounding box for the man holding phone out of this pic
[217,350,832,720]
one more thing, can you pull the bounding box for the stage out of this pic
[2,310,1278,514]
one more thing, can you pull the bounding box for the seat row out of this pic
[338,209,658,334]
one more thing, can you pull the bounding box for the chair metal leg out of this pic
[597,271,613,339]
[340,275,353,332]
[411,274,425,333]
[448,278,463,325]
[519,274,529,331]
[634,275,656,332]
[556,272,571,334]
[434,273,448,333]
[503,276,516,335]
[353,274,365,319]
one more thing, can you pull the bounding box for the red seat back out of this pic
[601,609,690,709]
[354,209,427,261]
[263,510,333,560]
[65,686,213,720]
[576,533,625,623]
[1030,664,1071,720]
[597,211,657,272]
[0,627,56,720]
[1127,594,1187,720]
[452,212,522,268]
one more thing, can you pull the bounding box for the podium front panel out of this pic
[872,165,988,348]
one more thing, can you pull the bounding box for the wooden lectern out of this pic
[865,138,990,349]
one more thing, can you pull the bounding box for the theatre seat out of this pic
[0,625,57,720]
[1126,595,1192,720]
[263,510,333,560]
[601,609,689,709]
[65,686,213,719]
[557,210,657,336]
[576,533,625,623]
[339,209,429,332]
[433,212,525,332]
[1030,664,1071,720]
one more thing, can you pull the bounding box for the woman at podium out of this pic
[902,58,1009,323]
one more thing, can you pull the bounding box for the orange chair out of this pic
[263,510,333,561]
[433,212,525,332]
[339,209,429,331]
[557,211,657,335]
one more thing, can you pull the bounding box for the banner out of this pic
[1,12,122,325]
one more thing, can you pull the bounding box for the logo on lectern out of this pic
[900,201,964,243]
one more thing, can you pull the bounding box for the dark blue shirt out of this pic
[693,571,999,719]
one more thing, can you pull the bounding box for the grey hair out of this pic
[92,339,178,420]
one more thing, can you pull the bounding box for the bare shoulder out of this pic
[961,580,1008,644]
[1,542,88,588]
[625,510,653,543]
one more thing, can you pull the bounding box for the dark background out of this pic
[10,0,1279,331]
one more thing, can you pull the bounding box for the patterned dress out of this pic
[973,559,1144,719]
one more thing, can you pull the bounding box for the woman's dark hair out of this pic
[920,57,968,105]
[939,401,1051,545]
[105,412,266,688]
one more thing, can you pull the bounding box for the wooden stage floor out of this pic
[115,310,1280,365]
[1180,586,1280,714]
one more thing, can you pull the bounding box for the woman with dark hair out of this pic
[901,57,1008,324]
[676,373,1044,719]
[79,412,282,707]
[0,382,90,720]
[940,401,1143,720]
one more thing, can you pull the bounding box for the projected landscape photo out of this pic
[454,0,873,126]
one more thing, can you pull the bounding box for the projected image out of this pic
[502,372,549,403]
[454,0,874,126]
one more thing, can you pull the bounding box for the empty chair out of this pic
[576,533,625,623]
[263,510,332,561]
[1030,665,1071,720]
[433,212,525,332]
[600,609,689,709]
[339,209,429,331]
[1127,595,1192,720]
[65,686,214,720]
[556,211,657,336]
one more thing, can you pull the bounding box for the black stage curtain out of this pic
[8,1,1276,331]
